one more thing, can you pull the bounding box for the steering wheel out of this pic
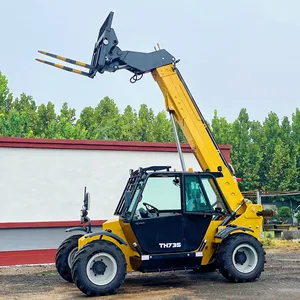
[143,202,159,216]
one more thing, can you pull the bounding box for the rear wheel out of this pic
[216,233,265,282]
[71,240,127,296]
[55,234,83,283]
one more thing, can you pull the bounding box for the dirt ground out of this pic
[0,248,299,300]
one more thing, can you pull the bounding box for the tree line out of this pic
[1,71,300,196]
[0,71,183,143]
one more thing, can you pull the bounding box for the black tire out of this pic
[55,234,83,283]
[216,233,265,283]
[71,240,127,296]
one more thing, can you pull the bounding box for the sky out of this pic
[0,0,300,123]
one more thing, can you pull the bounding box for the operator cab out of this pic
[115,166,230,255]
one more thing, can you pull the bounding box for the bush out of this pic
[277,206,292,218]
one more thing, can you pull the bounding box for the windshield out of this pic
[124,174,182,218]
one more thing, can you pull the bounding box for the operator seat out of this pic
[139,207,149,218]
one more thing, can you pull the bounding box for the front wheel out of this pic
[71,240,127,296]
[216,233,265,282]
[55,234,83,283]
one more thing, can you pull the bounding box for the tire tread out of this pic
[71,240,127,296]
[55,234,83,283]
[216,233,265,283]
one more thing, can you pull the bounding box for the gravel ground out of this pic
[0,249,299,300]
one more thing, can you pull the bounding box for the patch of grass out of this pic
[261,238,300,250]
[261,238,275,248]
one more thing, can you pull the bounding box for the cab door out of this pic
[130,174,184,254]
[182,174,227,251]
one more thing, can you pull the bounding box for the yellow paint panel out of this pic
[78,219,138,272]
[200,220,223,264]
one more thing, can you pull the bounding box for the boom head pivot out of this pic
[36,11,177,79]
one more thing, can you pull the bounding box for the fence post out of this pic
[256,190,261,205]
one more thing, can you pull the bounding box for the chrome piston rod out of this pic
[169,111,186,171]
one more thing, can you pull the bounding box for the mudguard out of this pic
[215,225,254,240]
[84,231,127,246]
[65,226,89,233]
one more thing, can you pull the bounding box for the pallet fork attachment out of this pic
[36,56,91,77]
[36,49,94,77]
[36,11,176,80]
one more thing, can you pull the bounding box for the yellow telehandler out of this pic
[36,11,271,297]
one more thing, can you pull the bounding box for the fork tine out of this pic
[35,58,91,77]
[38,50,93,70]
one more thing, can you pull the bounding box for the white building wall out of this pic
[0,147,200,223]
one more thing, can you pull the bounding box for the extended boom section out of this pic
[152,65,244,213]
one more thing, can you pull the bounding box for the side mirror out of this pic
[84,191,90,211]
[81,186,90,222]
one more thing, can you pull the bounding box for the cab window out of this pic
[135,175,181,212]
[185,175,212,212]
[201,177,227,211]
[184,175,226,213]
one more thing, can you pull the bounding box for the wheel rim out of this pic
[68,247,77,269]
[232,243,258,274]
[86,252,117,285]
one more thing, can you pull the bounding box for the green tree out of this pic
[211,109,232,144]
[6,110,23,137]
[0,71,13,113]
[36,102,57,137]
[292,108,300,144]
[12,93,37,113]
[291,109,300,190]
[78,106,98,139]
[281,116,292,146]
[229,109,253,190]
[12,93,38,136]
[94,97,121,140]
[120,105,138,141]
[0,113,6,136]
[266,139,297,191]
[136,104,155,142]
[152,111,173,142]
[245,120,264,190]
[259,112,281,189]
[58,102,76,125]
[56,120,87,140]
